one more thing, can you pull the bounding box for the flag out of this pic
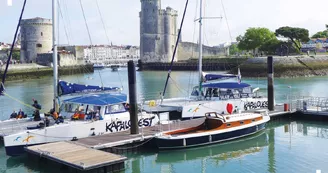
[237,68,241,84]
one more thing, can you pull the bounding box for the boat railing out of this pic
[294,96,328,112]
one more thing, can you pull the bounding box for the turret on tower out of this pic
[140,0,178,63]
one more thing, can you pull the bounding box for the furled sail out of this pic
[203,73,237,82]
[58,81,120,96]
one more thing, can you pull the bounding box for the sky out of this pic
[0,0,327,46]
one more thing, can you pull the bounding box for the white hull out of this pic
[144,97,268,120]
[4,112,159,156]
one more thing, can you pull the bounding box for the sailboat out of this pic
[3,0,159,156]
[143,0,268,121]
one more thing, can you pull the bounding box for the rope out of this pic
[27,131,76,139]
[3,92,41,111]
[162,0,189,100]
[0,0,27,94]
[110,136,155,150]
[221,0,233,42]
[78,0,104,88]
[57,0,70,44]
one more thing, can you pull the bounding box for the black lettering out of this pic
[106,122,113,132]
[138,118,143,127]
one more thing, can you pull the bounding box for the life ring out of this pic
[149,100,156,107]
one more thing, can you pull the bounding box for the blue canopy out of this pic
[63,93,127,106]
[58,81,120,96]
[204,74,237,81]
[202,82,250,89]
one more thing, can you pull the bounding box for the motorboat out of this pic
[154,110,269,149]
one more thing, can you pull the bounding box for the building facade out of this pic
[140,0,178,63]
[20,17,52,63]
[83,45,139,65]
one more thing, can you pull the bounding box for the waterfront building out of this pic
[20,17,52,63]
[83,45,139,65]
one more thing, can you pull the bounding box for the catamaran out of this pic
[143,0,268,121]
[2,0,159,156]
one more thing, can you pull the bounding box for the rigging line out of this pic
[161,0,189,102]
[0,0,27,95]
[95,0,110,45]
[62,0,73,42]
[221,0,233,42]
[57,0,70,45]
[3,92,41,111]
[78,0,104,87]
[188,0,199,96]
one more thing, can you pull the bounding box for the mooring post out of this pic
[267,56,274,111]
[128,60,139,134]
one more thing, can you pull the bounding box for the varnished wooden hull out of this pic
[156,122,267,150]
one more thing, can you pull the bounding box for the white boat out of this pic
[4,93,159,156]
[93,63,105,69]
[3,0,159,156]
[143,0,268,121]
[155,110,270,149]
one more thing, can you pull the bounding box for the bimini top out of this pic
[202,82,250,89]
[63,93,127,106]
[58,80,120,96]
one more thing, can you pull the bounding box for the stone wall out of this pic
[36,53,85,67]
[178,42,227,60]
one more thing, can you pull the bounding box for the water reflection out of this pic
[155,131,268,164]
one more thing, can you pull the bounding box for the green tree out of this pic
[312,25,328,38]
[259,38,281,55]
[237,27,276,52]
[275,26,309,50]
[12,51,20,60]
[229,44,240,55]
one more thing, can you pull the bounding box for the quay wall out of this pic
[140,55,328,78]
[0,64,93,81]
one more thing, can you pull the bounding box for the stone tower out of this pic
[140,0,178,63]
[20,17,52,63]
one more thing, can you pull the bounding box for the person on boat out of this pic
[17,109,25,119]
[71,109,80,120]
[32,99,42,121]
[94,110,103,120]
[10,110,17,119]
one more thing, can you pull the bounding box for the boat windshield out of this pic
[191,86,253,99]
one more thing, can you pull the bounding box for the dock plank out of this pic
[25,141,126,170]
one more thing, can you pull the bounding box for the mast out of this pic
[52,0,59,111]
[198,0,203,99]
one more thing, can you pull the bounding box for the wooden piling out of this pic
[128,60,139,134]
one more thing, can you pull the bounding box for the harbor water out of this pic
[1,68,328,172]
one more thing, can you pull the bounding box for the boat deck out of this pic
[0,120,42,138]
[25,141,127,171]
[72,118,205,149]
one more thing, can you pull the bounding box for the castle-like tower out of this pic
[140,0,178,63]
[20,17,52,63]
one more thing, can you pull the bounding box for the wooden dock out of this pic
[24,107,292,172]
[25,141,127,171]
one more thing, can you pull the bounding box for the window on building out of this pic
[41,32,43,36]
[36,43,42,48]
